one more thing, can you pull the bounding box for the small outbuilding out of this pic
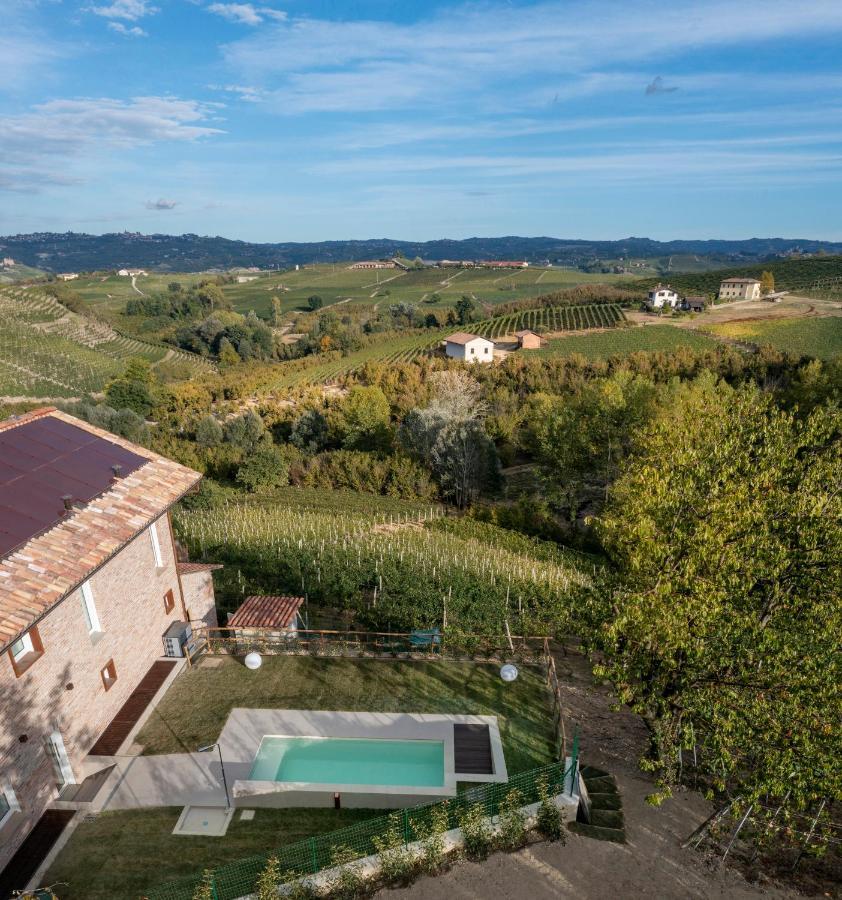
[514,329,545,350]
[227,595,304,635]
[444,332,495,363]
[682,296,707,313]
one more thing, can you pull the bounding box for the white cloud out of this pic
[89,0,157,21]
[109,21,147,36]
[145,198,178,209]
[220,0,842,113]
[207,3,286,26]
[0,97,223,193]
[210,83,265,102]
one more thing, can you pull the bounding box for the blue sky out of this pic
[2,0,842,242]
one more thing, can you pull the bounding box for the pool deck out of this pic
[219,709,508,809]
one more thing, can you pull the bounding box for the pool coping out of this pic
[217,709,508,806]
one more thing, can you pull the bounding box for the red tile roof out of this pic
[445,332,487,345]
[227,595,303,629]
[177,562,223,576]
[0,409,202,651]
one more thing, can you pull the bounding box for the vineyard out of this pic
[705,316,842,360]
[0,286,213,398]
[174,497,591,634]
[535,324,720,359]
[271,302,626,387]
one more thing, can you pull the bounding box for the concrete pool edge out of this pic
[216,710,508,809]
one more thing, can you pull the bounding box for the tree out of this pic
[455,295,477,325]
[760,270,775,295]
[271,296,283,326]
[590,380,841,829]
[428,370,486,420]
[236,445,290,492]
[308,294,324,311]
[224,409,265,454]
[195,414,224,448]
[290,408,329,453]
[217,337,240,368]
[339,385,391,451]
[431,418,500,508]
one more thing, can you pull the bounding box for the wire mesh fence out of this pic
[143,756,576,900]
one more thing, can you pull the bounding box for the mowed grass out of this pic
[46,806,380,900]
[136,656,556,774]
[535,324,720,359]
[707,315,842,360]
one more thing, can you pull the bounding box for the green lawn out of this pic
[136,657,556,774]
[535,324,720,359]
[45,806,379,900]
[707,316,842,360]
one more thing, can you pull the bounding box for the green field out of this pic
[0,286,212,398]
[535,325,720,360]
[270,302,626,386]
[706,316,842,360]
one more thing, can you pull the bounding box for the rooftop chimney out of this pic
[111,464,123,479]
[62,495,73,511]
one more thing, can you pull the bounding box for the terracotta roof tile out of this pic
[0,410,202,651]
[227,595,303,629]
[445,332,487,345]
[177,562,224,575]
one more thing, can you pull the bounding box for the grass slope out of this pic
[707,316,842,359]
[534,325,719,360]
[136,657,556,773]
[46,806,379,900]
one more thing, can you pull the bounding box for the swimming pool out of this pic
[249,736,445,788]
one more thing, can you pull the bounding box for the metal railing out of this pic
[143,755,578,900]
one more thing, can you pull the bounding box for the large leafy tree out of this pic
[590,377,841,831]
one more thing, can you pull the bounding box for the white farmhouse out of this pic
[646,284,680,309]
[719,278,761,301]
[445,332,495,363]
[1,258,14,268]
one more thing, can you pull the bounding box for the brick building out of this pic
[0,408,217,881]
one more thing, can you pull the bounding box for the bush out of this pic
[180,477,227,510]
[196,414,224,448]
[325,845,366,899]
[236,445,290,492]
[191,870,215,900]
[372,813,416,886]
[497,788,528,850]
[458,802,492,860]
[256,856,282,900]
[535,777,566,843]
[412,803,450,875]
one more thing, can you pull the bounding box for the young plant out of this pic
[256,856,282,900]
[458,802,493,860]
[372,813,416,886]
[535,777,566,843]
[497,788,528,850]
[412,803,451,875]
[325,845,366,899]
[191,870,215,900]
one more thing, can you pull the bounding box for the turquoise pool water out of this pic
[249,736,445,787]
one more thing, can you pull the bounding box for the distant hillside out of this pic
[3,231,842,274]
[632,255,842,296]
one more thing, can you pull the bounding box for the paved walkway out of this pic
[92,753,226,811]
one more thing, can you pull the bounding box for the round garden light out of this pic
[244,651,263,670]
[500,663,519,683]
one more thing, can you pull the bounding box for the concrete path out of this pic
[93,753,227,811]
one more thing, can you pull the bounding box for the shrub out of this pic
[535,777,566,843]
[191,870,215,900]
[325,845,366,899]
[256,856,282,900]
[372,813,416,886]
[458,802,492,860]
[412,803,450,875]
[196,414,224,448]
[497,788,529,850]
[236,445,290,492]
[180,477,227,510]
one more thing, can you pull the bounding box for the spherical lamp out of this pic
[500,663,519,683]
[244,651,263,671]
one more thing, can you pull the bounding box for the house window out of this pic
[8,626,44,678]
[80,581,102,637]
[100,659,117,691]
[164,589,175,614]
[0,783,19,828]
[484,347,490,354]
[149,522,163,568]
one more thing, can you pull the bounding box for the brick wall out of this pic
[0,513,189,872]
[180,571,218,628]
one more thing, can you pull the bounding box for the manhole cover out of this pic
[173,806,234,837]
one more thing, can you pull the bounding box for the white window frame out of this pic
[0,783,20,828]
[80,581,102,636]
[10,632,33,662]
[149,522,163,568]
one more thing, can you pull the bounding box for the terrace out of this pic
[44,653,562,899]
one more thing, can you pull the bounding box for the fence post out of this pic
[211,874,219,900]
[310,836,318,874]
